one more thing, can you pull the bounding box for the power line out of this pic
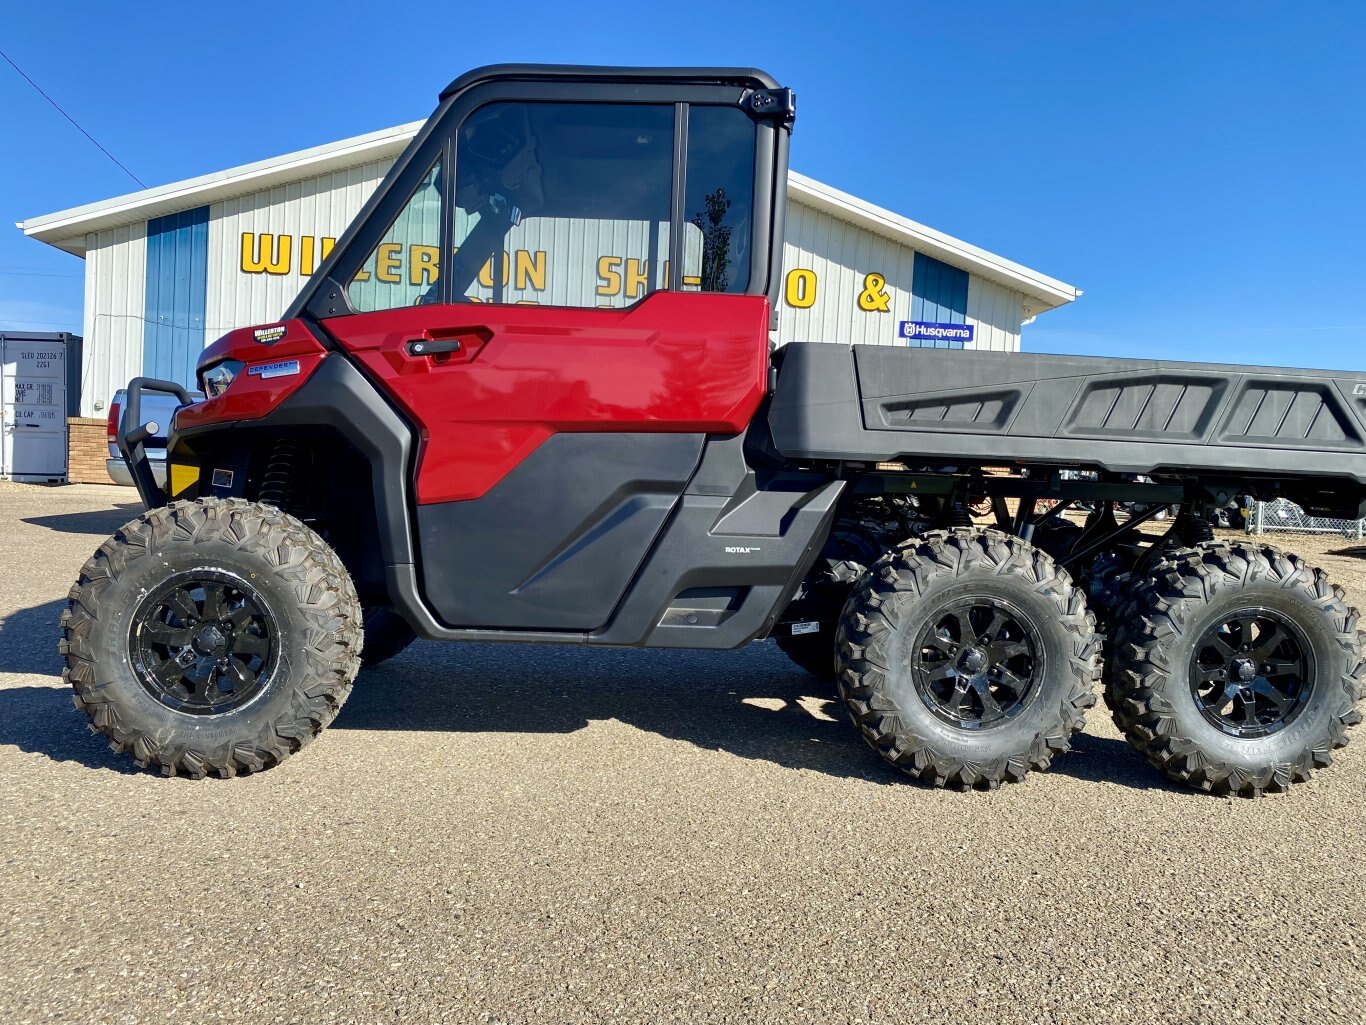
[0,47,146,189]
[0,318,81,329]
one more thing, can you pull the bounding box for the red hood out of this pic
[178,320,330,431]
[196,319,326,375]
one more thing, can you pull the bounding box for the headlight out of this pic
[200,359,243,398]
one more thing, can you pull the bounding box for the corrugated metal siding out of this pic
[966,274,1026,352]
[911,252,969,325]
[778,202,916,347]
[205,159,391,332]
[143,207,209,388]
[81,223,146,416]
[351,165,444,312]
[776,203,1022,351]
[454,216,697,307]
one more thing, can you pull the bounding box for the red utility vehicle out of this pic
[72,65,1364,794]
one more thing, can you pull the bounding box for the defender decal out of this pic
[247,359,301,380]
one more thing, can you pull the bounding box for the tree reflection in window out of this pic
[684,108,756,294]
[692,188,734,293]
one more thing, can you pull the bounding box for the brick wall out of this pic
[67,417,115,485]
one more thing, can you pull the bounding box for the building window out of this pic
[348,160,444,313]
[909,252,969,349]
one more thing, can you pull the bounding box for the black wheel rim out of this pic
[910,597,1042,730]
[1188,607,1313,738]
[129,570,278,715]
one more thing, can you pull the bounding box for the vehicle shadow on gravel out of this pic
[334,641,1175,793]
[22,503,143,537]
[1324,545,1366,559]
[0,602,1171,790]
[0,684,144,775]
[0,598,67,676]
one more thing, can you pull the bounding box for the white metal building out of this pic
[19,122,1079,417]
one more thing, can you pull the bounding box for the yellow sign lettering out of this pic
[410,245,440,286]
[858,272,890,313]
[479,252,509,288]
[240,232,291,275]
[597,256,622,296]
[376,243,402,283]
[785,268,817,308]
[515,250,546,291]
[624,258,651,299]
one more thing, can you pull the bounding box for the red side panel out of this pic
[323,292,771,505]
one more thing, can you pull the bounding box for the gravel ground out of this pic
[2,483,1365,1024]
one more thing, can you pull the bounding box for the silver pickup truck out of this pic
[105,387,199,486]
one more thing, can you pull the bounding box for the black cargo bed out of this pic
[768,343,1366,515]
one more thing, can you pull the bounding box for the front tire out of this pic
[60,498,362,778]
[835,528,1100,789]
[1108,542,1363,795]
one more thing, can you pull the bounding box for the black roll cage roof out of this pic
[285,63,793,326]
[438,64,782,100]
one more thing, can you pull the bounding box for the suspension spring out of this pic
[1177,511,1215,547]
[259,438,305,515]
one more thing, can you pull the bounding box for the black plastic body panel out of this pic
[415,433,703,630]
[769,344,1366,513]
[170,355,416,567]
[590,433,843,648]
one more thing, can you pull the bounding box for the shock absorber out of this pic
[258,438,305,516]
[944,491,975,529]
[1177,510,1215,547]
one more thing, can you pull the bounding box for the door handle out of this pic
[406,338,463,357]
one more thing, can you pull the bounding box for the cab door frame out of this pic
[285,66,793,326]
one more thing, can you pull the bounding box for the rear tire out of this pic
[835,528,1100,789]
[1108,541,1363,795]
[60,498,362,778]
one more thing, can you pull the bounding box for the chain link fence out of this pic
[1246,499,1366,541]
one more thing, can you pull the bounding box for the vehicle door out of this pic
[316,83,782,630]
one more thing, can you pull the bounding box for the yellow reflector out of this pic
[169,463,198,497]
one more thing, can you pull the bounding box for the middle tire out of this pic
[774,523,883,679]
[835,528,1101,789]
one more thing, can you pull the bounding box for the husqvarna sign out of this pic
[899,321,975,344]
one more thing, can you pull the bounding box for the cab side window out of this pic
[451,103,675,307]
[682,106,756,294]
[348,160,444,312]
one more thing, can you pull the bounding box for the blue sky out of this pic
[3,1,1363,367]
